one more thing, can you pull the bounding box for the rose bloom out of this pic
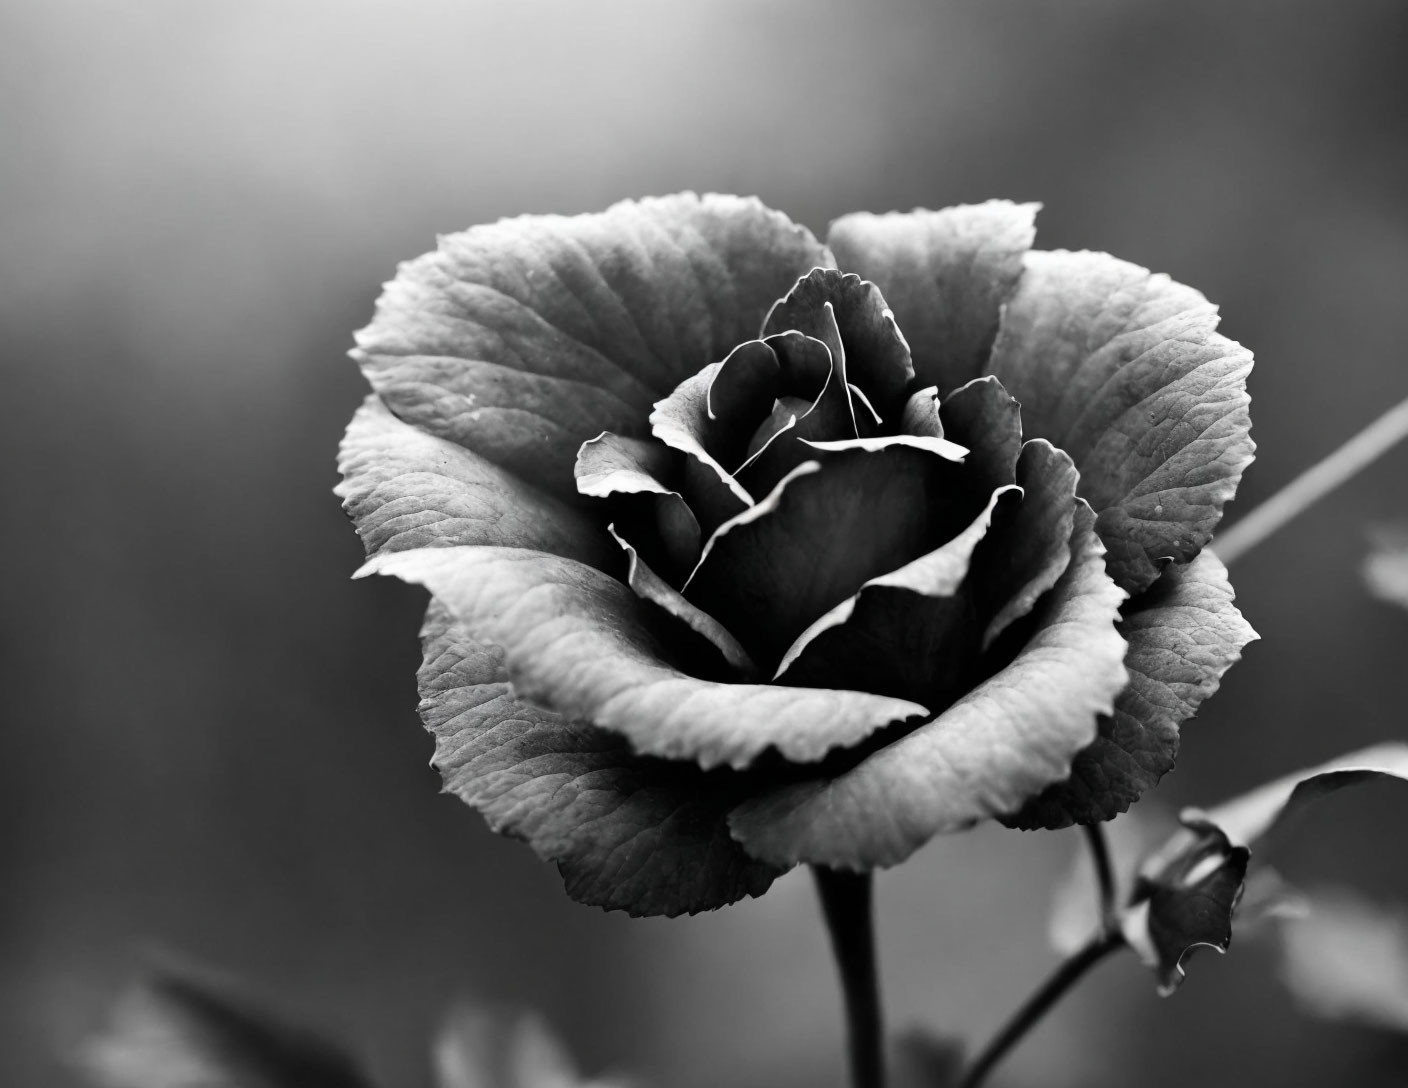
[338,194,1256,916]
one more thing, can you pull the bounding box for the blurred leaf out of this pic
[1118,742,1408,995]
[1234,866,1310,936]
[889,1028,964,1088]
[1048,809,1167,956]
[1279,888,1408,1033]
[435,1006,633,1088]
[1364,524,1408,611]
[1202,742,1408,848]
[83,967,373,1088]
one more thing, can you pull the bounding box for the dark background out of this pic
[4,2,1408,1085]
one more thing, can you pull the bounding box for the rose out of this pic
[338,193,1257,916]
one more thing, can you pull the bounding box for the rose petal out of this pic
[900,386,944,439]
[762,268,915,422]
[337,396,613,567]
[684,444,975,671]
[937,375,1022,493]
[648,363,753,534]
[362,547,928,770]
[735,332,857,497]
[728,504,1128,869]
[827,201,1039,394]
[773,486,1019,706]
[607,526,758,676]
[1009,552,1258,829]
[988,250,1255,593]
[971,439,1079,650]
[574,431,701,579]
[354,193,829,497]
[418,601,780,916]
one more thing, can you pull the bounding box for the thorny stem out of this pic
[957,930,1123,1088]
[1213,392,1408,566]
[812,867,885,1088]
[1083,822,1117,928]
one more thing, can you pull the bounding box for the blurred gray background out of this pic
[4,1,1408,1085]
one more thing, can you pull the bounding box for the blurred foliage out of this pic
[5,2,1408,1086]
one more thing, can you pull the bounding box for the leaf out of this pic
[987,250,1255,593]
[361,547,928,771]
[827,201,1039,395]
[435,1005,634,1088]
[1365,523,1408,611]
[1047,809,1167,956]
[1119,813,1250,996]
[729,504,1128,869]
[82,967,373,1088]
[683,445,978,672]
[1277,889,1408,1034]
[1010,551,1257,829]
[1118,742,1408,993]
[338,396,614,568]
[353,193,830,498]
[1202,742,1408,849]
[419,602,779,916]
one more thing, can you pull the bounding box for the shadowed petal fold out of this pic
[937,376,1023,494]
[773,486,1019,705]
[1008,552,1258,828]
[988,250,1255,592]
[827,201,1039,394]
[418,601,781,916]
[728,504,1128,869]
[362,547,928,770]
[684,445,977,672]
[354,193,830,497]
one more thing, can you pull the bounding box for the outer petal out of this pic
[418,601,781,916]
[728,505,1128,869]
[354,193,830,497]
[337,395,614,568]
[988,250,1255,593]
[827,201,1039,394]
[361,547,927,771]
[1009,552,1258,829]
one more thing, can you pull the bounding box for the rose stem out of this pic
[1083,822,1117,927]
[1212,391,1408,566]
[812,866,886,1088]
[957,930,1123,1088]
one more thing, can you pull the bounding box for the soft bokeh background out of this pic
[5,1,1408,1085]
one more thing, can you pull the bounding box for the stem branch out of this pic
[812,866,885,1088]
[958,931,1122,1088]
[1083,822,1117,928]
[1213,392,1408,566]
